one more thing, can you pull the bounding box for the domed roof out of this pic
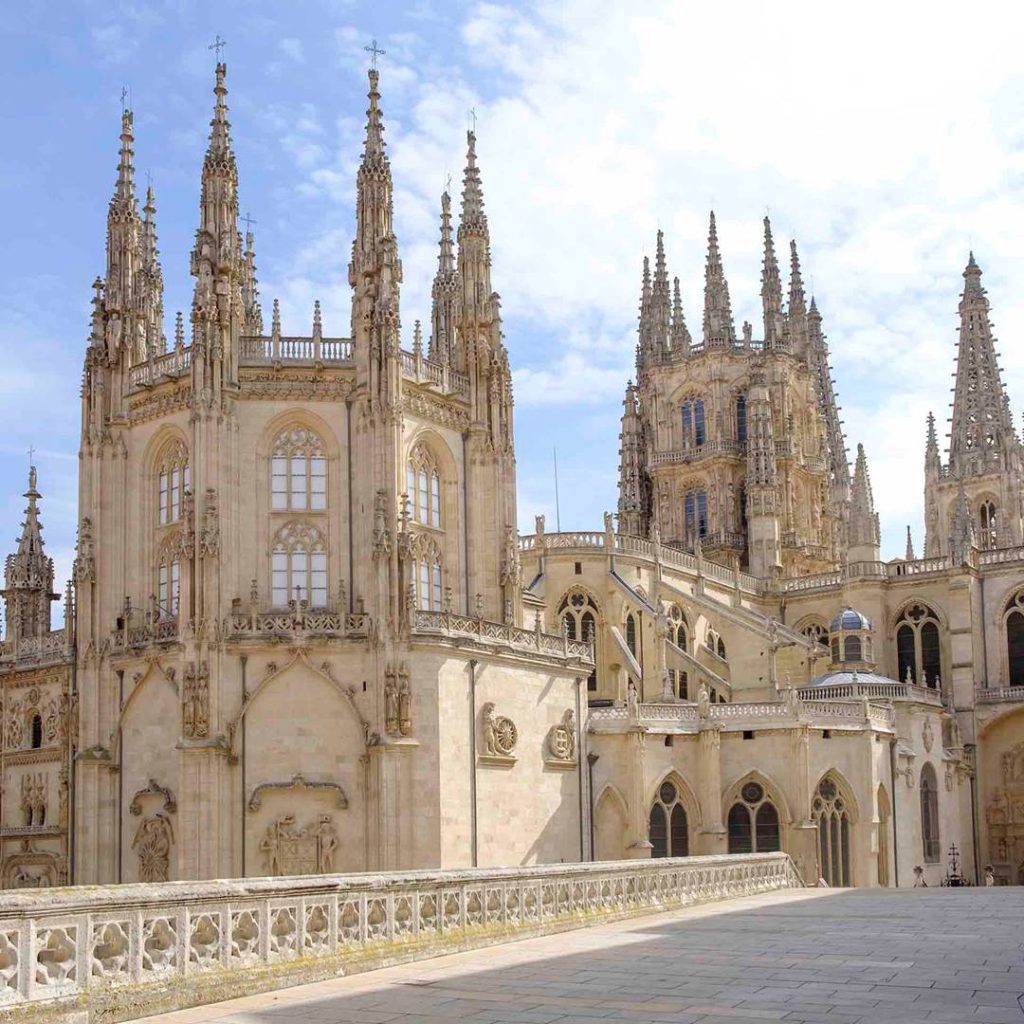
[830,607,871,631]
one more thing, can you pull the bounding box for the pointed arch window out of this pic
[1004,592,1024,687]
[684,489,708,541]
[706,628,726,660]
[157,556,180,619]
[895,604,943,687]
[667,604,688,651]
[801,621,829,648]
[728,780,780,853]
[625,612,638,656]
[649,779,689,858]
[407,444,442,528]
[735,394,747,443]
[157,442,190,525]
[271,521,328,608]
[979,500,998,549]
[271,428,327,512]
[681,398,706,447]
[813,776,851,887]
[559,589,599,691]
[920,763,940,863]
[30,713,42,750]
[412,534,443,611]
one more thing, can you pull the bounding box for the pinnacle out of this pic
[361,67,387,166]
[460,129,487,234]
[789,239,806,315]
[205,62,235,168]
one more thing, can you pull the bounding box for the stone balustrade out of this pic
[128,347,192,390]
[975,685,1024,704]
[0,629,69,665]
[799,680,944,706]
[224,608,371,641]
[398,348,471,397]
[0,853,801,1022]
[589,698,895,732]
[238,335,354,366]
[411,609,593,663]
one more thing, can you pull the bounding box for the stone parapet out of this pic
[0,853,801,1022]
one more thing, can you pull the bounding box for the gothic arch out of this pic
[793,615,830,649]
[258,408,341,461]
[142,426,191,541]
[722,769,792,826]
[403,427,459,483]
[812,767,860,823]
[113,659,179,743]
[143,425,191,477]
[1000,587,1024,689]
[593,784,629,862]
[649,767,702,830]
[890,598,947,689]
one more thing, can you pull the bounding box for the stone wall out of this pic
[0,853,801,1023]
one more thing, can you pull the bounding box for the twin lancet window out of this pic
[155,442,188,618]
[407,445,444,610]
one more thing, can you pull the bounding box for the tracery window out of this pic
[706,628,726,660]
[735,394,747,443]
[979,500,998,550]
[271,521,328,607]
[813,776,851,887]
[894,603,942,688]
[625,612,638,656]
[681,398,706,447]
[1005,592,1024,687]
[406,444,442,528]
[157,556,180,619]
[412,534,443,611]
[271,428,327,512]
[157,442,190,525]
[559,589,599,691]
[684,489,708,540]
[649,779,689,858]
[801,622,829,647]
[667,604,688,651]
[920,763,939,863]
[727,780,780,853]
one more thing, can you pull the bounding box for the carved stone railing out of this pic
[0,629,69,665]
[411,610,593,663]
[975,685,1024,704]
[0,854,802,1022]
[224,609,371,640]
[590,698,895,732]
[977,545,1024,567]
[238,335,354,366]
[109,618,180,654]
[799,680,944,706]
[129,347,192,389]
[650,440,743,466]
[886,556,951,577]
[398,348,471,397]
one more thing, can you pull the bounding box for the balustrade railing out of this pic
[650,440,743,465]
[109,618,179,653]
[799,680,943,705]
[128,347,192,389]
[977,546,1024,566]
[225,608,371,640]
[238,335,354,365]
[975,685,1024,704]
[411,610,593,662]
[0,630,68,664]
[0,854,801,1021]
[398,349,471,397]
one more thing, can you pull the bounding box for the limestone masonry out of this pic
[1,61,1022,890]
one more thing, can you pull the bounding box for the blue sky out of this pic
[3,0,1024,600]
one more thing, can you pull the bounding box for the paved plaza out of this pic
[139,887,1024,1024]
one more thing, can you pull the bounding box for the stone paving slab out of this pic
[136,887,1024,1024]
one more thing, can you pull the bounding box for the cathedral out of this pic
[0,60,1021,890]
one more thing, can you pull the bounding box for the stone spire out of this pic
[2,466,57,641]
[923,411,942,558]
[617,381,648,537]
[948,253,1017,478]
[457,130,493,322]
[138,184,166,358]
[702,212,735,349]
[429,190,459,367]
[786,239,808,354]
[650,230,672,356]
[671,276,691,355]
[905,525,916,562]
[848,443,881,562]
[636,256,653,375]
[807,296,849,504]
[761,217,786,351]
[241,226,263,335]
[745,362,781,575]
[191,63,241,321]
[105,108,140,320]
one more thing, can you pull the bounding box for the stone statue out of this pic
[398,673,412,737]
[132,813,174,882]
[384,673,399,735]
[698,683,711,720]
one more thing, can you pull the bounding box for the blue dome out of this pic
[830,607,871,631]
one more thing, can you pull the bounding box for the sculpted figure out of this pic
[132,813,174,882]
[697,683,711,720]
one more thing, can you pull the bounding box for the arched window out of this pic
[979,500,998,549]
[843,635,862,662]
[625,613,638,656]
[30,713,42,750]
[407,444,442,528]
[157,441,190,525]
[683,489,709,541]
[801,622,829,648]
[271,428,327,512]
[727,780,780,853]
[813,776,851,887]
[894,604,943,687]
[271,522,328,607]
[920,763,939,863]
[559,589,600,692]
[667,604,688,651]
[649,779,689,858]
[735,394,747,443]
[717,636,726,660]
[681,398,706,447]
[157,549,180,619]
[412,534,443,611]
[706,628,725,660]
[1008,609,1024,688]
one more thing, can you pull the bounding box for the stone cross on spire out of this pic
[364,38,385,67]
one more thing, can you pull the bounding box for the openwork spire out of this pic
[362,68,386,166]
[948,252,1017,477]
[617,381,649,537]
[139,184,166,355]
[787,239,808,353]
[2,466,57,640]
[806,295,849,500]
[651,229,671,355]
[671,276,691,354]
[206,63,236,170]
[105,108,140,315]
[429,190,459,366]
[905,525,916,561]
[637,255,653,373]
[459,130,488,238]
[241,226,263,335]
[702,211,735,349]
[761,217,785,351]
[112,108,136,210]
[848,442,880,554]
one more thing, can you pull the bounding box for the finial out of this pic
[905,525,916,561]
[271,298,281,338]
[174,311,184,350]
[312,299,322,341]
[413,320,423,356]
[364,38,386,68]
